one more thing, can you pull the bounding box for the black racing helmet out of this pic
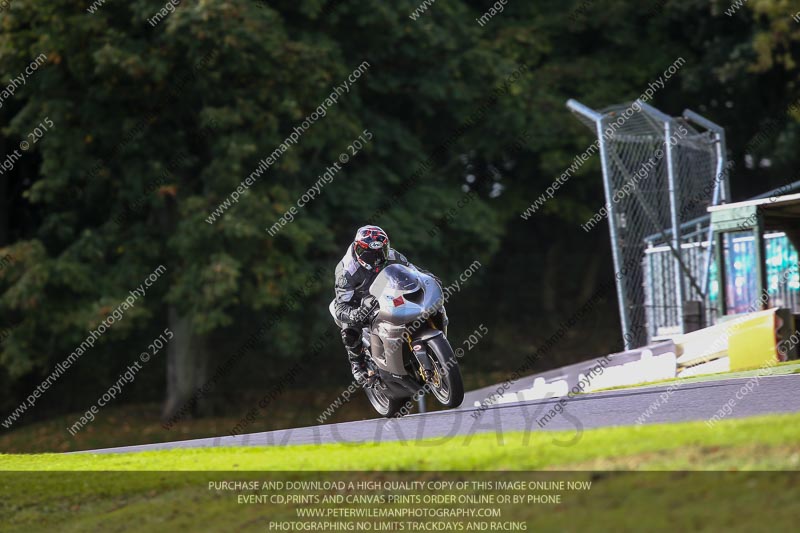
[353,225,390,271]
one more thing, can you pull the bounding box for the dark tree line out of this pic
[0,0,797,424]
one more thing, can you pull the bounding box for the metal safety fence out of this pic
[567,99,728,347]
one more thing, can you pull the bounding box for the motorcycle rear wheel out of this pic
[365,385,410,418]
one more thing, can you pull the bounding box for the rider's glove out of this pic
[349,296,378,325]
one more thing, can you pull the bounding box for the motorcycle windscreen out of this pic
[369,264,421,298]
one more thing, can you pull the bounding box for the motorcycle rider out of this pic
[333,225,435,385]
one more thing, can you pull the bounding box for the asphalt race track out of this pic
[81,374,800,454]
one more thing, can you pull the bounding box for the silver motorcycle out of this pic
[330,264,464,417]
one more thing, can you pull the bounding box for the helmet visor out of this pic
[355,245,389,267]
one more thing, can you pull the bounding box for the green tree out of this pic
[0,0,511,421]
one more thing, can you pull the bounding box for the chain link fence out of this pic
[567,100,728,347]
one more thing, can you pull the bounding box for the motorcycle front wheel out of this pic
[425,335,464,408]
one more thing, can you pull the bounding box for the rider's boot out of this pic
[348,349,369,386]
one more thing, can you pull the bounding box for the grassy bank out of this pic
[0,392,377,454]
[1,413,799,532]
[3,412,799,471]
[0,371,510,454]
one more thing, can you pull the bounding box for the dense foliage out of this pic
[0,0,798,424]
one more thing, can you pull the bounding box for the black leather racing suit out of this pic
[333,246,418,360]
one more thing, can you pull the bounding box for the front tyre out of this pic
[426,335,464,408]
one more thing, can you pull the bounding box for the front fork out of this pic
[411,341,434,381]
[408,319,444,384]
[411,336,448,389]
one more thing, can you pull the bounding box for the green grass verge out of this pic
[3,469,798,533]
[0,393,379,454]
[0,374,507,454]
[1,413,799,532]
[2,412,800,471]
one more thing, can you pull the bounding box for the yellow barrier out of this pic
[674,308,794,374]
[727,308,788,371]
